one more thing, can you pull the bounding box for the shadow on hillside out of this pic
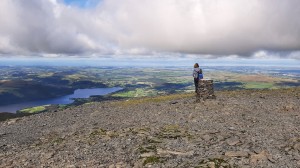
[0,95,126,122]
[0,112,31,122]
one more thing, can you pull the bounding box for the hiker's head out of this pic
[194,63,199,68]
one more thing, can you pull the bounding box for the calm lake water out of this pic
[0,87,122,113]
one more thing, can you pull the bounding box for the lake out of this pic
[0,87,122,113]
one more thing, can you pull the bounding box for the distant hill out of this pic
[0,88,299,167]
[0,80,74,106]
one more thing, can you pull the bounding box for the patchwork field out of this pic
[0,66,299,110]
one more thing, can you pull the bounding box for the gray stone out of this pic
[226,137,240,146]
[202,135,212,141]
[207,162,215,168]
[196,80,216,101]
[225,151,249,157]
[294,143,300,151]
[140,152,156,158]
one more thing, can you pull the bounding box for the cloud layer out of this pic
[0,0,300,58]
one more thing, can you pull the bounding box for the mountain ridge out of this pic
[0,88,299,167]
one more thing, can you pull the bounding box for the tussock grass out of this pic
[115,93,194,106]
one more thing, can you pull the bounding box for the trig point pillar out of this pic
[196,79,216,101]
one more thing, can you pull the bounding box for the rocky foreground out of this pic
[0,88,300,167]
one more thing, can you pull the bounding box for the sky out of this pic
[0,0,300,63]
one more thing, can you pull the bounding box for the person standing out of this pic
[193,63,200,93]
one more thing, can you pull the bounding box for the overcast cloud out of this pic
[0,0,300,59]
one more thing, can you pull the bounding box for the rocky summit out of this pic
[0,88,300,167]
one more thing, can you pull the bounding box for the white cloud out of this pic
[286,51,300,60]
[0,0,300,59]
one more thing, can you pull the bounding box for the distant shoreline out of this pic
[0,87,122,113]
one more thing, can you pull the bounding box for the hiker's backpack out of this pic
[198,69,203,79]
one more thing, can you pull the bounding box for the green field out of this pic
[244,82,275,89]
[0,66,299,108]
[18,105,47,114]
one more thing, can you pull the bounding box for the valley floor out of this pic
[0,88,300,167]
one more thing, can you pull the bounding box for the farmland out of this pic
[0,65,299,108]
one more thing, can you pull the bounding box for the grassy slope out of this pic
[18,106,47,114]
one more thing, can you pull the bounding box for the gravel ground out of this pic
[0,88,299,167]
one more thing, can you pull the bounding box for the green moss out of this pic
[138,147,149,154]
[143,156,162,166]
[187,134,194,140]
[147,138,162,144]
[196,158,231,168]
[138,145,157,154]
[159,133,182,139]
[52,137,64,144]
[157,124,187,139]
[106,131,119,138]
[163,124,180,132]
[145,145,157,151]
[208,158,229,168]
[89,128,107,137]
[138,127,151,132]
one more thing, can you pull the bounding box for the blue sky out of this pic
[63,0,101,8]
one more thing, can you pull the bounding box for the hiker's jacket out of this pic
[193,67,200,78]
